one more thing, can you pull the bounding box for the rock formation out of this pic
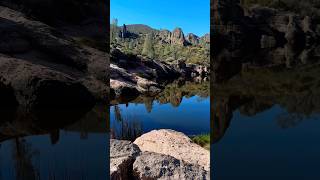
[110,48,208,101]
[121,24,127,38]
[110,129,210,180]
[110,139,141,180]
[0,5,107,111]
[133,129,210,171]
[186,33,199,45]
[171,28,187,45]
[133,152,209,180]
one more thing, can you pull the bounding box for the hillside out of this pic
[111,22,210,65]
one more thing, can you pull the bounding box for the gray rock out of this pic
[0,6,107,103]
[186,33,199,45]
[133,152,209,180]
[110,139,141,180]
[171,28,186,46]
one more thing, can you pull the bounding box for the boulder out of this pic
[133,152,209,180]
[110,139,141,180]
[133,129,210,171]
[0,6,108,103]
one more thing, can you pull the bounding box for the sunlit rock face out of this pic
[133,152,209,180]
[171,28,187,46]
[133,129,210,172]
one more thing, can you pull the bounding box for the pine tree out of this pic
[142,33,155,59]
[110,18,118,43]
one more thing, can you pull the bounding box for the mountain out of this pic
[111,23,210,65]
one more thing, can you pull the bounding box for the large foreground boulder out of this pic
[0,6,107,107]
[133,129,210,171]
[110,139,141,180]
[133,152,209,180]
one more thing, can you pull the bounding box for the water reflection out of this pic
[0,105,107,180]
[111,80,210,141]
[212,47,320,179]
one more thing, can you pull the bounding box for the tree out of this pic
[128,39,134,50]
[110,18,118,43]
[142,33,155,59]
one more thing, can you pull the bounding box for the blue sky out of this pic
[110,0,210,37]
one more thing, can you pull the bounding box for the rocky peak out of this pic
[200,33,210,44]
[186,33,199,45]
[158,29,172,44]
[171,27,186,45]
[121,24,127,38]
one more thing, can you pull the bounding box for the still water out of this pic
[110,80,210,141]
[0,106,107,180]
[212,105,320,180]
[212,49,320,179]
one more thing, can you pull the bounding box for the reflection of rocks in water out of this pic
[212,53,320,133]
[212,95,251,144]
[12,138,39,180]
[0,104,105,143]
[111,80,209,141]
[112,80,209,109]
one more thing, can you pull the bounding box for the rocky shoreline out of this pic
[110,48,209,101]
[110,129,210,180]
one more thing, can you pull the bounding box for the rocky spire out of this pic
[121,24,127,38]
[171,28,186,46]
[186,33,199,45]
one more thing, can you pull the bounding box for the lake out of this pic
[212,49,320,179]
[0,105,107,180]
[110,80,210,141]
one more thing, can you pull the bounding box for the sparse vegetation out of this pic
[110,18,209,65]
[192,134,210,150]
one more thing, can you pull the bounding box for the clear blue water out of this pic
[110,95,210,139]
[212,105,320,180]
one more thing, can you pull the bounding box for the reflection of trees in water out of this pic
[276,113,309,129]
[12,138,39,180]
[111,80,209,141]
[212,96,250,144]
[114,105,122,122]
[132,80,210,109]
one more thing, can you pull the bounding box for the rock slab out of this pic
[133,152,209,180]
[133,129,210,171]
[110,139,141,180]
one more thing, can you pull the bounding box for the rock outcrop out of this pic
[110,48,208,101]
[186,33,199,45]
[110,139,141,180]
[171,28,187,46]
[133,129,210,171]
[133,152,209,180]
[0,5,107,110]
[110,129,210,180]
